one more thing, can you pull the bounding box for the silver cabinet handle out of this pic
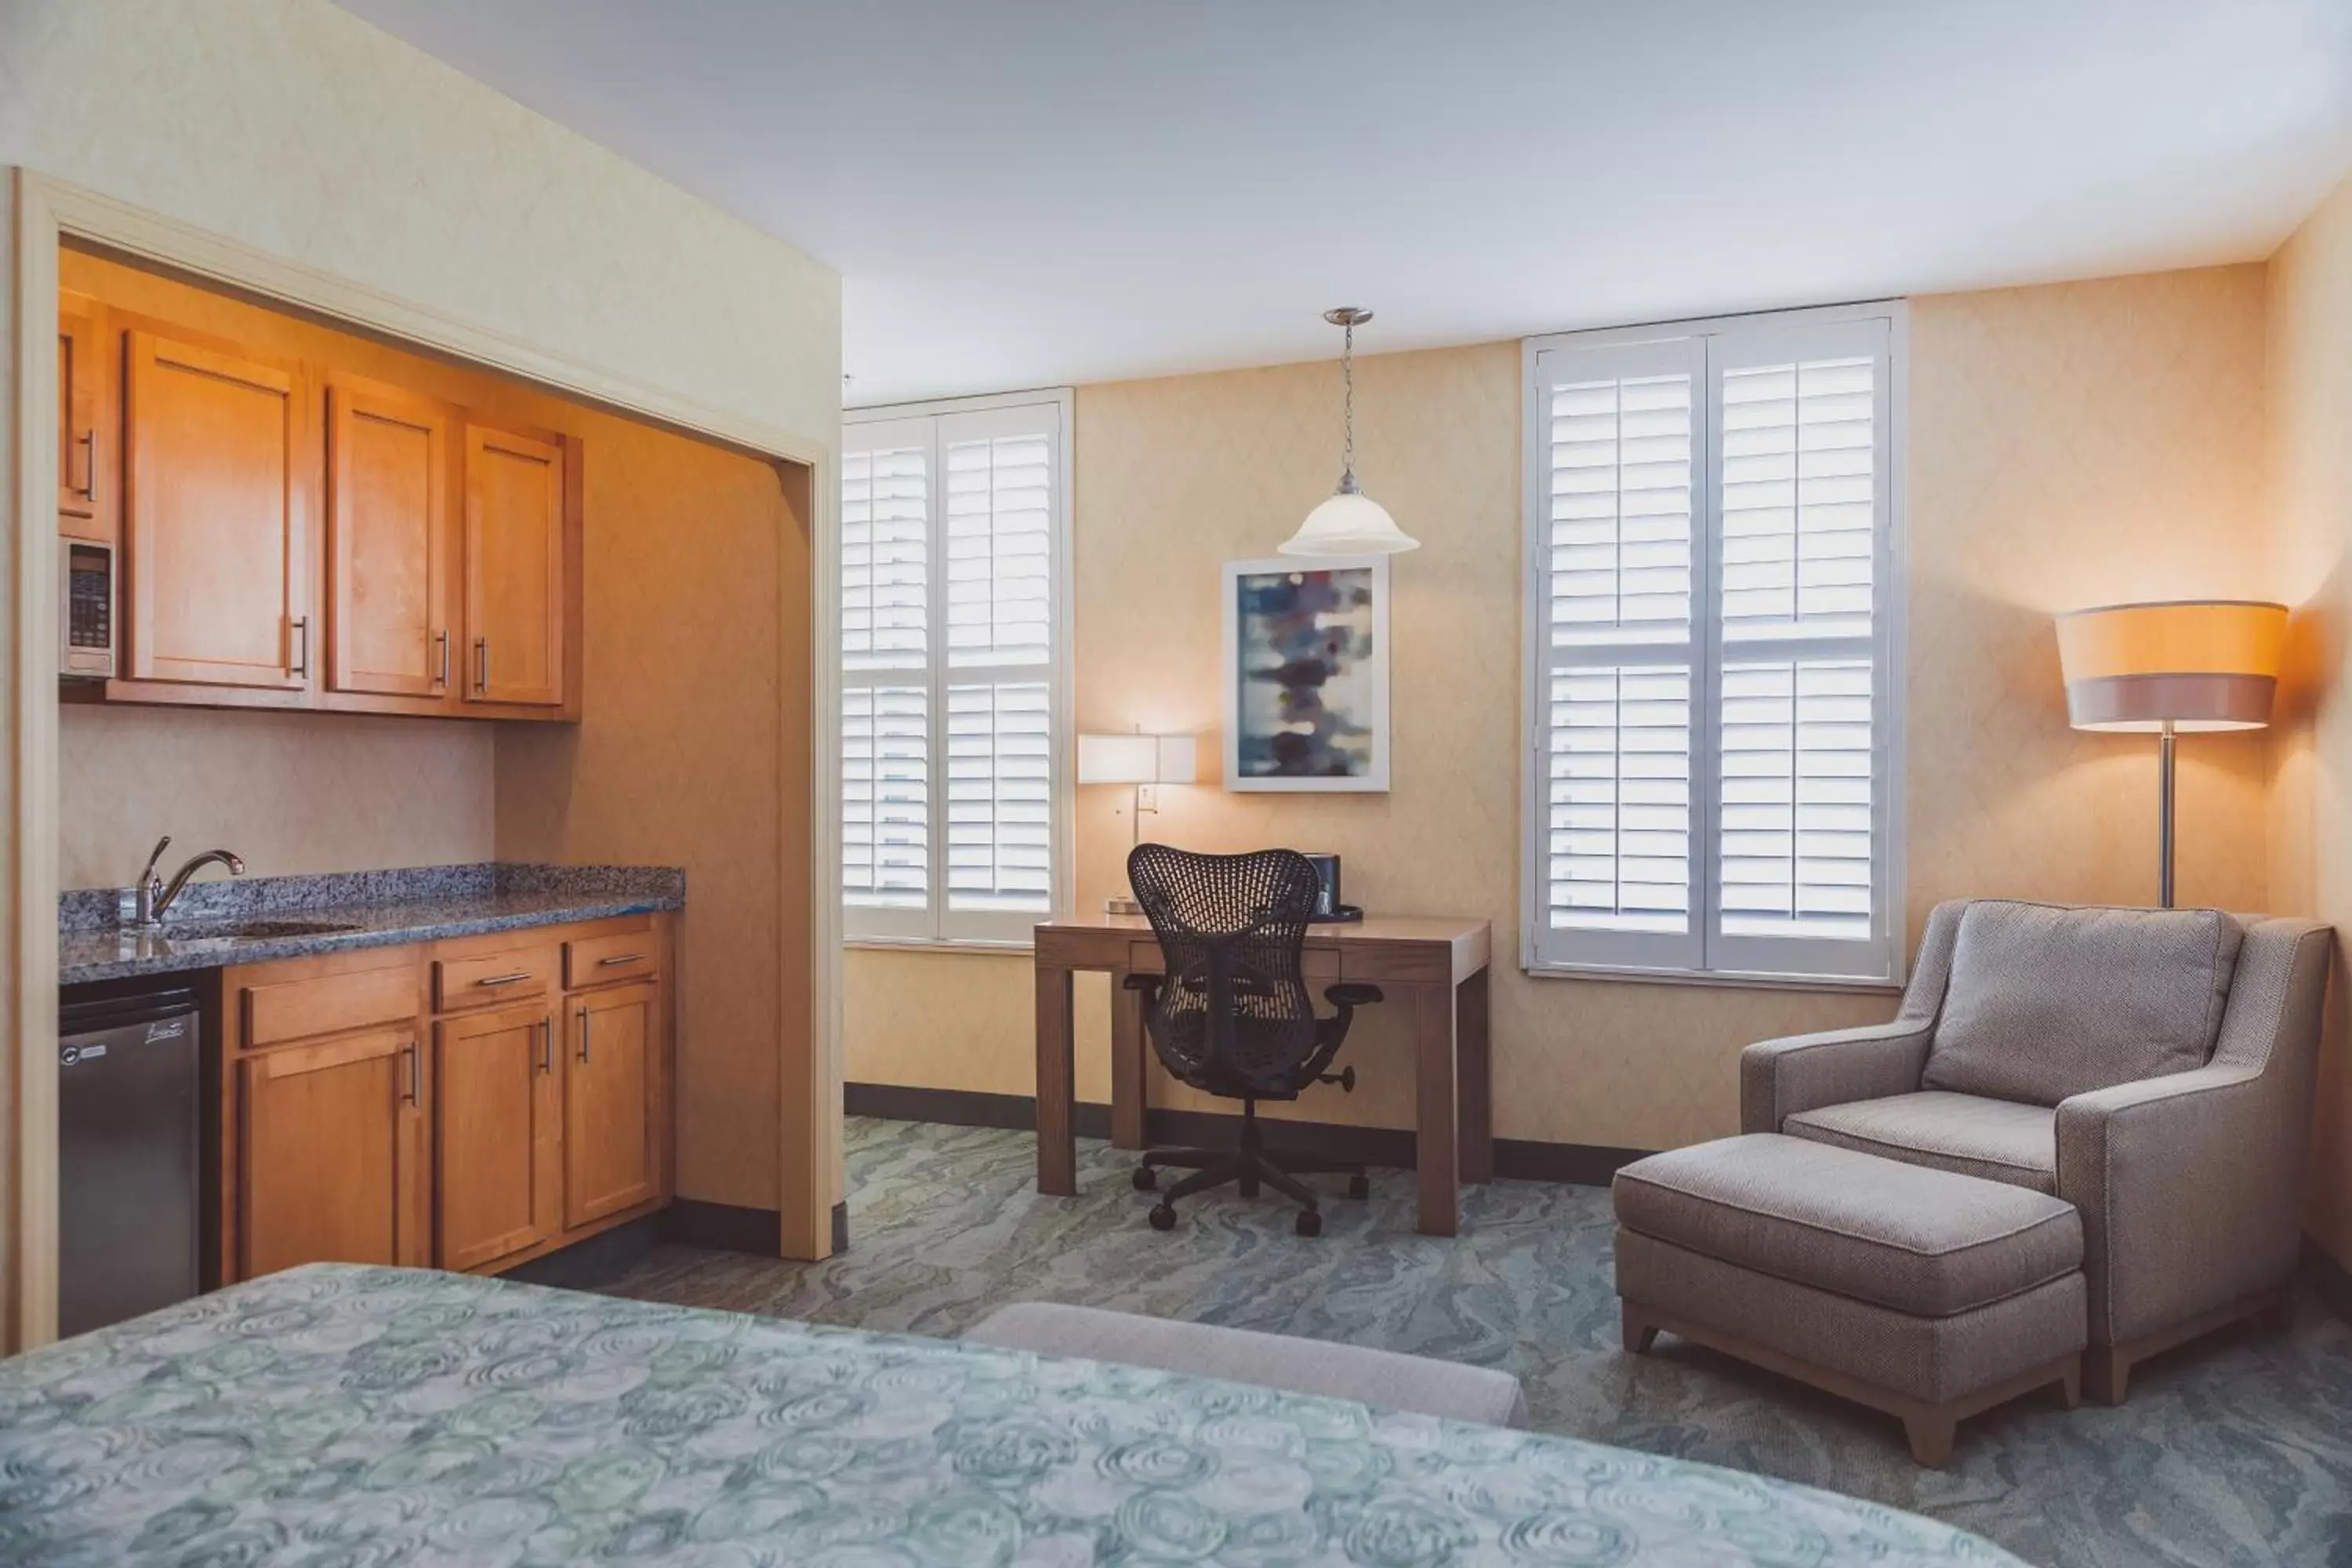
[474,637,490,693]
[435,630,449,688]
[474,971,532,987]
[539,1016,553,1074]
[402,1040,420,1105]
[290,615,309,677]
[577,1007,591,1064]
[596,953,644,967]
[80,430,99,503]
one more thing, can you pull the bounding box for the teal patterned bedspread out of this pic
[0,1264,2020,1566]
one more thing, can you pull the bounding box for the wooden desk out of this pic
[1033,913,1493,1236]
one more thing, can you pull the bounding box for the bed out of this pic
[0,1263,2020,1565]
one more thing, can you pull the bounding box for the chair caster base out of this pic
[1148,1203,1177,1232]
[1346,1174,1370,1200]
[1295,1210,1323,1237]
[1132,1166,1157,1192]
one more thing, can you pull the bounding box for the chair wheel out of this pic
[1295,1210,1323,1237]
[1132,1166,1157,1191]
[1149,1203,1177,1232]
[1346,1175,1370,1200]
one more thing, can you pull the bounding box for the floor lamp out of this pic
[2056,599,2286,908]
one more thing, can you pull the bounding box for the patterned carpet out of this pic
[604,1118,2352,1568]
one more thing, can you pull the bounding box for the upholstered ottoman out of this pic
[966,1301,1530,1427]
[1613,1134,2085,1465]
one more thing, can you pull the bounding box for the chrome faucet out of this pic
[129,836,245,927]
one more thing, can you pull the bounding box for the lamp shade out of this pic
[1279,490,1420,557]
[1078,733,1196,784]
[2055,599,2287,732]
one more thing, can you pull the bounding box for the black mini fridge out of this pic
[58,986,201,1337]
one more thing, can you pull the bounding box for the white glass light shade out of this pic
[1279,489,1419,557]
[1078,734,1196,785]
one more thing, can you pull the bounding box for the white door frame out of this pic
[5,169,845,1349]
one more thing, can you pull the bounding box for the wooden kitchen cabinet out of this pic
[213,914,671,1286]
[58,267,583,722]
[122,326,309,693]
[326,374,454,701]
[564,979,663,1229]
[237,1027,427,1278]
[465,423,571,710]
[434,1002,561,1271]
[56,290,112,543]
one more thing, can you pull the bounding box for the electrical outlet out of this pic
[1136,785,1159,813]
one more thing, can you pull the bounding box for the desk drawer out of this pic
[436,948,553,1011]
[566,931,658,989]
[1126,942,1338,982]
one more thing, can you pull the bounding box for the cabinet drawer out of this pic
[436,948,553,1011]
[245,963,418,1047]
[565,931,658,989]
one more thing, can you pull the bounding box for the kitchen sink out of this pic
[147,918,363,941]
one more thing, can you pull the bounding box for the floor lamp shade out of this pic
[2054,598,2286,908]
[2055,600,2285,731]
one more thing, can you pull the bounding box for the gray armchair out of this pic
[1742,898,2331,1402]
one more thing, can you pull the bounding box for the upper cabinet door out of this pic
[465,424,566,708]
[328,377,451,699]
[125,330,308,690]
[56,291,112,543]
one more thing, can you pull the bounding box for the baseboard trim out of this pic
[664,1198,783,1255]
[2302,1237,2352,1324]
[499,1213,661,1290]
[845,1081,1651,1189]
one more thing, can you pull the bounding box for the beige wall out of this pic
[59,708,494,888]
[3,0,840,1332]
[847,264,2278,1151]
[2266,169,2352,1271]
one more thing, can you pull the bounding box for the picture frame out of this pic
[1221,554,1391,793]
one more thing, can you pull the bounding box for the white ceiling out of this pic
[334,0,2352,406]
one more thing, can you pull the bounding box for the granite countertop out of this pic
[59,863,684,987]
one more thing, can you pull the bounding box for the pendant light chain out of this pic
[1339,316,1359,495]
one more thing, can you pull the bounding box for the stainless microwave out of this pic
[61,539,114,679]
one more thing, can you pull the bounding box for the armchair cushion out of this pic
[1785,1091,2056,1193]
[1920,901,2242,1106]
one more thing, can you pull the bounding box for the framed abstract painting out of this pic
[1222,555,1390,792]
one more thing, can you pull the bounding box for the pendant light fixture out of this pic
[1279,307,1420,557]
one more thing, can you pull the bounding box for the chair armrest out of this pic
[1326,983,1383,1008]
[1120,973,1161,993]
[1739,1021,1932,1134]
[2056,1063,2289,1345]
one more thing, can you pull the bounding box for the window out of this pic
[1521,307,1904,986]
[840,391,1072,944]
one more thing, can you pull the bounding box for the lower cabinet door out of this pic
[564,982,659,1229]
[435,1004,561,1271]
[238,1029,425,1279]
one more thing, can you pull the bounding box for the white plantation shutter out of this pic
[1526,310,1899,984]
[842,396,1070,944]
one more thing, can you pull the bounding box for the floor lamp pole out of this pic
[2158,720,2176,909]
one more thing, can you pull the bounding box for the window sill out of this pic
[1524,959,1902,996]
[844,936,1036,956]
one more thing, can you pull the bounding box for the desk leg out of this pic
[1036,963,1077,1196]
[1414,981,1460,1236]
[1458,968,1493,1185]
[1110,968,1147,1151]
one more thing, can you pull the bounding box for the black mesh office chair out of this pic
[1123,844,1382,1236]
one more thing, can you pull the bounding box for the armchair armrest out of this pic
[2057,1062,2295,1346]
[1740,1020,1932,1134]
